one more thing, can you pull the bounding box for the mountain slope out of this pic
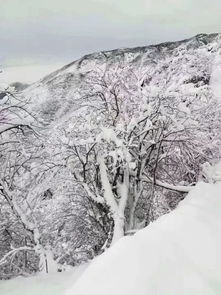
[23,33,221,123]
[3,33,219,276]
[20,32,221,248]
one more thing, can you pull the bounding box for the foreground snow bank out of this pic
[66,182,221,295]
[0,264,87,295]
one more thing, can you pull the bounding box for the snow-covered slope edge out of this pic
[65,182,221,295]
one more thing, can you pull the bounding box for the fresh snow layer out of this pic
[0,264,87,295]
[65,182,221,295]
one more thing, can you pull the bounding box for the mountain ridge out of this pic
[22,32,221,126]
[30,33,220,86]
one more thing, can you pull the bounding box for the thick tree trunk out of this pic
[111,215,125,245]
[99,156,128,245]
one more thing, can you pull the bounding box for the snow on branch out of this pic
[0,246,34,266]
[142,175,194,193]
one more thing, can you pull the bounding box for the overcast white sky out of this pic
[1,0,221,83]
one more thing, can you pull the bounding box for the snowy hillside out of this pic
[2,0,221,291]
[23,33,221,123]
[1,33,221,279]
[1,182,221,295]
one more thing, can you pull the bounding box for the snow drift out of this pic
[65,182,221,295]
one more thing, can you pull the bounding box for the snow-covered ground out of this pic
[1,182,221,295]
[0,264,87,295]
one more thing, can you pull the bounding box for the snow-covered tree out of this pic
[54,60,221,245]
[0,84,58,276]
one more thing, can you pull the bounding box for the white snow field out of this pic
[1,182,221,295]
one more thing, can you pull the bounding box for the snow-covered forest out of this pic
[0,33,221,293]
